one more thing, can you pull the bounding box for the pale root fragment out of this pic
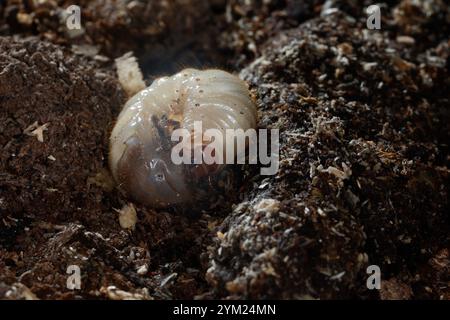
[254,198,280,214]
[115,203,138,230]
[100,286,152,300]
[23,121,49,143]
[4,283,38,300]
[115,52,146,97]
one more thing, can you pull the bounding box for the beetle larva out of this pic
[109,68,257,208]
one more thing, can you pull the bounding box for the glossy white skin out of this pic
[109,68,257,208]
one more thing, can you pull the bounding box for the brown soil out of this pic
[0,0,449,299]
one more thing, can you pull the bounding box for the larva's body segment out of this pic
[109,68,257,208]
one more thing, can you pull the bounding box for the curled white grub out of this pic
[109,68,257,207]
